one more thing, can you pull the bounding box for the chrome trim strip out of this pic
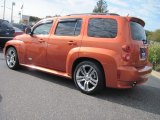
[0,37,13,39]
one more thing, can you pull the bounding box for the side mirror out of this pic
[25,27,32,34]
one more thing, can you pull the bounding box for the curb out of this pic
[151,71,160,79]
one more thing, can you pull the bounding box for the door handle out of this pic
[38,39,45,43]
[68,41,77,45]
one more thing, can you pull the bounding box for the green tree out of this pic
[93,0,108,13]
[152,29,160,42]
[147,29,160,42]
[29,16,41,23]
[146,30,152,38]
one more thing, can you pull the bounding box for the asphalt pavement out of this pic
[0,49,160,120]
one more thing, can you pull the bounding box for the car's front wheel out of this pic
[6,47,19,70]
[74,61,105,94]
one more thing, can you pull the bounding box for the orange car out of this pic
[4,13,152,94]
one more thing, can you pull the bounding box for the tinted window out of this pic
[88,18,117,38]
[130,22,146,41]
[75,20,82,36]
[55,19,82,36]
[33,22,52,35]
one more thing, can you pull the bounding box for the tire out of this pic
[5,47,19,70]
[74,61,105,94]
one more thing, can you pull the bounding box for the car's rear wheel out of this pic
[74,61,105,94]
[6,47,19,69]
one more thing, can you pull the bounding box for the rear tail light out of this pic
[122,54,131,61]
[122,45,131,61]
[122,45,131,53]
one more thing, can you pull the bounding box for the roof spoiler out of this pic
[130,17,145,27]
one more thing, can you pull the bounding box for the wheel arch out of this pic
[71,57,106,84]
[5,45,17,55]
[4,40,25,64]
[72,57,106,82]
[67,47,119,88]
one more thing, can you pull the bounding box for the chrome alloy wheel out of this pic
[6,48,17,68]
[76,65,98,92]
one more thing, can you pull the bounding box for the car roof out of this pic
[66,13,120,16]
[42,13,121,20]
[41,13,145,27]
[60,13,121,19]
[0,19,9,24]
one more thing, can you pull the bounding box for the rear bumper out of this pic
[117,64,152,88]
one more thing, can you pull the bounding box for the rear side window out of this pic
[55,19,82,36]
[130,22,146,41]
[88,18,117,38]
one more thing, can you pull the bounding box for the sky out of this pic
[0,0,159,31]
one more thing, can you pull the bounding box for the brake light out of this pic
[122,45,131,53]
[122,54,131,61]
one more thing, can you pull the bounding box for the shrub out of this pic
[155,64,160,72]
[148,42,160,70]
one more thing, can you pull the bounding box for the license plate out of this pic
[140,48,146,60]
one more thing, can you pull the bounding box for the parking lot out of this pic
[0,49,160,120]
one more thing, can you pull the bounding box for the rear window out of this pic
[130,22,146,41]
[88,18,117,38]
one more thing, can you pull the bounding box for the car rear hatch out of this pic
[129,17,148,67]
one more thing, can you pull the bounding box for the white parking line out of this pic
[152,71,160,79]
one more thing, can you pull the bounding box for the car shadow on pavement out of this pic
[0,49,3,53]
[18,68,160,115]
[0,50,5,60]
[94,84,160,115]
[0,94,2,103]
[18,67,75,90]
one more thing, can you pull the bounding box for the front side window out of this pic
[55,19,82,36]
[33,22,53,35]
[130,22,146,41]
[88,18,117,38]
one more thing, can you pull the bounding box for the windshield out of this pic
[130,22,146,41]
